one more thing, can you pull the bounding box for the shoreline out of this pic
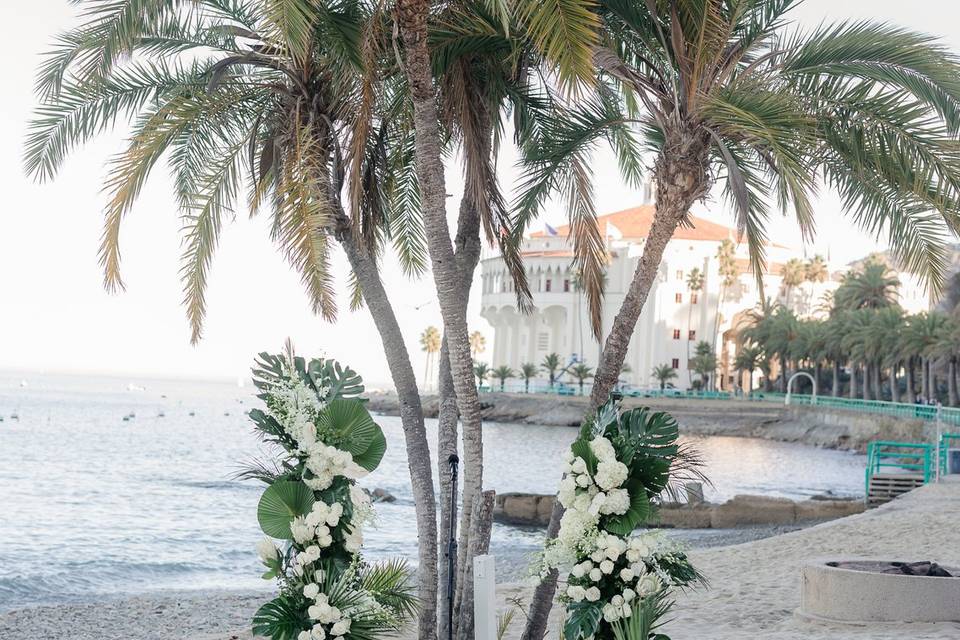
[4,480,957,639]
[367,392,933,452]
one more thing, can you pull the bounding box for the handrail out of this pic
[864,440,934,497]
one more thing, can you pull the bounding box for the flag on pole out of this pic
[606,221,623,240]
[544,223,559,236]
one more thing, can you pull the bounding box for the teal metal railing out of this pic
[939,433,960,475]
[864,440,934,496]
[750,392,960,427]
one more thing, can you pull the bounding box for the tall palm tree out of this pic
[515,1,960,417]
[824,312,851,397]
[519,362,539,393]
[932,315,960,406]
[684,267,705,383]
[901,312,949,401]
[780,258,807,306]
[420,326,442,391]
[490,365,515,392]
[834,259,901,310]
[733,345,763,394]
[866,307,906,402]
[469,331,487,358]
[523,3,960,633]
[805,255,829,284]
[690,341,718,391]
[713,238,739,346]
[569,363,594,395]
[651,363,678,391]
[26,0,455,627]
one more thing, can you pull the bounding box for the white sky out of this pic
[2,1,959,387]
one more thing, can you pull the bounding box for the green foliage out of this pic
[257,480,316,539]
[564,600,603,640]
[319,399,386,472]
[254,352,364,405]
[610,592,674,640]
[253,594,311,640]
[651,364,677,390]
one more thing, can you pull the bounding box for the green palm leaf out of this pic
[257,480,315,539]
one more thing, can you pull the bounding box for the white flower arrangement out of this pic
[536,397,703,640]
[246,352,415,640]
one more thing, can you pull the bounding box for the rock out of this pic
[494,493,554,526]
[710,494,797,528]
[795,498,863,521]
[369,488,396,503]
[656,504,713,529]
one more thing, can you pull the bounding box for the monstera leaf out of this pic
[319,399,386,471]
[618,407,679,461]
[253,595,310,640]
[257,480,315,538]
[603,478,652,536]
[564,600,602,640]
[252,352,365,404]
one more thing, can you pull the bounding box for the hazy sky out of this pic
[2,1,959,387]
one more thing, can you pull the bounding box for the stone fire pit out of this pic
[800,557,960,623]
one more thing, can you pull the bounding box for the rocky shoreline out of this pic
[493,491,864,528]
[366,392,932,452]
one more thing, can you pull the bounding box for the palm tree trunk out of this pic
[890,364,900,404]
[746,368,753,394]
[948,357,958,406]
[832,361,840,397]
[814,362,822,396]
[922,357,930,400]
[531,137,709,640]
[587,146,709,409]
[861,364,871,401]
[872,362,882,401]
[395,7,488,637]
[780,355,788,393]
[849,364,857,399]
[338,232,438,640]
[905,357,916,403]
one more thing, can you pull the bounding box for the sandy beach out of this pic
[3,479,958,640]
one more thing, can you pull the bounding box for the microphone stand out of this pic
[446,454,459,640]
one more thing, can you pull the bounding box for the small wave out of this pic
[174,480,259,491]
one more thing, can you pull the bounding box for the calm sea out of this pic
[0,371,865,611]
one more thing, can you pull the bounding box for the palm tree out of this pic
[713,238,739,342]
[901,312,949,401]
[780,258,807,306]
[684,268,705,383]
[690,341,718,391]
[469,331,487,358]
[805,255,829,284]
[420,326,442,391]
[519,363,539,393]
[515,2,960,418]
[473,362,491,390]
[540,353,565,388]
[824,313,851,397]
[834,259,901,310]
[867,307,906,402]
[27,1,456,626]
[932,315,960,406]
[734,346,763,394]
[490,366,514,392]
[651,363,678,391]
[569,363,594,395]
[523,4,960,634]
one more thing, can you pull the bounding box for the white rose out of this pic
[599,560,614,574]
[566,586,585,602]
[570,564,586,578]
[611,595,624,606]
[604,545,621,561]
[590,549,606,563]
[308,604,323,620]
[620,604,632,619]
[588,493,606,517]
[311,624,326,640]
[589,568,603,582]
[585,587,601,602]
[303,583,320,599]
[619,568,634,582]
[298,631,312,640]
[331,619,351,636]
[625,549,641,563]
[622,588,636,602]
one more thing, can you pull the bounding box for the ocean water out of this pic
[0,372,866,611]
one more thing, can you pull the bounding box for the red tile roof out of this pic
[530,204,736,242]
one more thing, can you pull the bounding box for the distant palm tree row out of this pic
[736,259,960,406]
[463,352,608,395]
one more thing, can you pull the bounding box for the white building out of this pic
[479,203,930,392]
